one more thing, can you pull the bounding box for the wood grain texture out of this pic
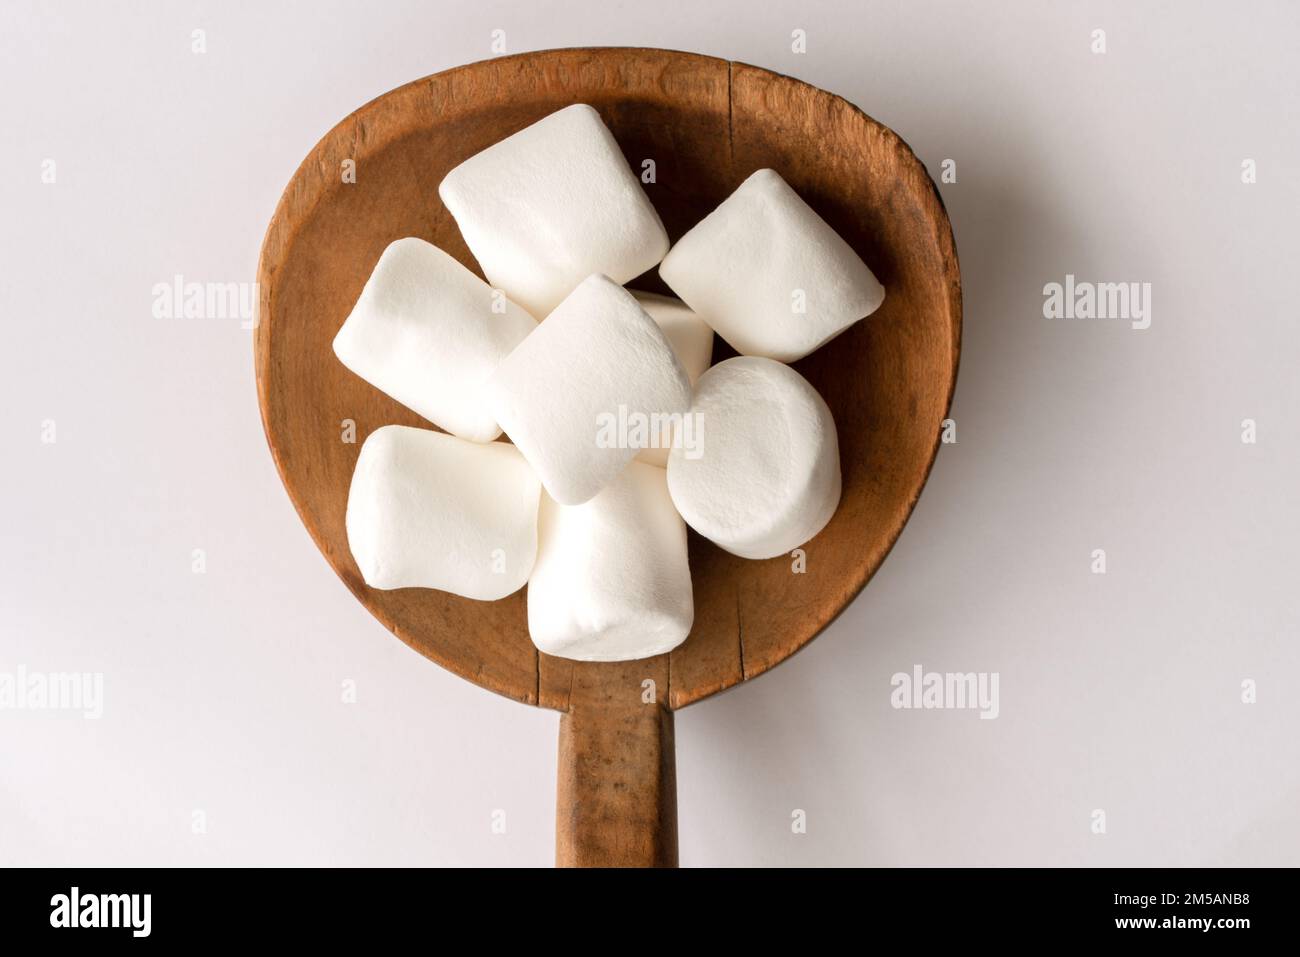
[255,47,961,866]
[556,663,677,867]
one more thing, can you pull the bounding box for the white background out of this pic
[2,0,1298,866]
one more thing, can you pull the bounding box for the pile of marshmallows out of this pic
[335,104,884,662]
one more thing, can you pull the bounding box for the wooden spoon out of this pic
[255,47,961,867]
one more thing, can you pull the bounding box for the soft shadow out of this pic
[675,127,1091,865]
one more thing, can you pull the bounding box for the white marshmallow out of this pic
[659,168,885,363]
[333,238,537,442]
[439,104,669,319]
[630,290,714,382]
[631,290,714,467]
[489,274,691,506]
[345,425,540,599]
[528,461,693,661]
[667,356,841,560]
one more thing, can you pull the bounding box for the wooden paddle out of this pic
[254,47,961,867]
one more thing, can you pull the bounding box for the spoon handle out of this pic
[556,692,678,867]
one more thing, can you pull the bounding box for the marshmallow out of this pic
[659,168,885,363]
[631,290,714,467]
[528,461,693,661]
[489,274,691,506]
[439,104,669,318]
[630,290,714,383]
[333,238,537,442]
[345,425,540,599]
[667,356,841,559]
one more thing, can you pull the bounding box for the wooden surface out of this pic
[557,664,677,867]
[255,48,961,866]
